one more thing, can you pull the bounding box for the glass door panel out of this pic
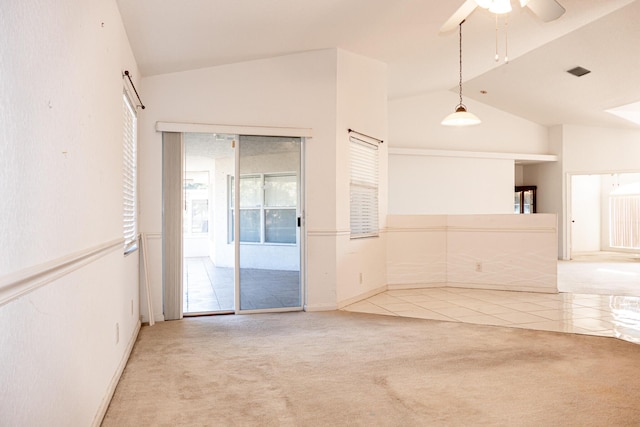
[236,135,302,312]
[182,133,236,315]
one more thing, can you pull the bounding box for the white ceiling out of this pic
[117,0,640,128]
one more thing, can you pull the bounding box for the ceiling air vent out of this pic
[567,66,591,77]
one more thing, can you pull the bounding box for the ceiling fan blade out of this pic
[440,0,478,33]
[524,0,566,22]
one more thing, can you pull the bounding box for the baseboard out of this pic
[92,320,141,427]
[336,285,388,309]
[304,303,338,312]
[387,282,446,290]
[446,282,558,294]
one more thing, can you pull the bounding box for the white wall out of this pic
[562,125,640,173]
[515,165,525,186]
[387,214,558,293]
[0,1,140,425]
[389,154,515,215]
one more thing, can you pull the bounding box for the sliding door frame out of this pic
[159,122,311,317]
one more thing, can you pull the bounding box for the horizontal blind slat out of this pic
[349,136,379,237]
[123,94,137,248]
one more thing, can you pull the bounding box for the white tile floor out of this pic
[342,287,640,345]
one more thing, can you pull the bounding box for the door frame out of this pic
[565,170,640,261]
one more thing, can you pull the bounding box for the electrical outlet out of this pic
[359,272,363,284]
[115,323,120,345]
[475,262,482,272]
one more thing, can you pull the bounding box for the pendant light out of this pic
[441,20,481,127]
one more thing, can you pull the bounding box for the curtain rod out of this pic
[348,128,383,144]
[123,70,146,110]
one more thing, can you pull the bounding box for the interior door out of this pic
[235,135,303,312]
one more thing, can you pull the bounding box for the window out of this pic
[229,173,297,244]
[350,136,379,238]
[123,93,137,253]
[609,183,640,249]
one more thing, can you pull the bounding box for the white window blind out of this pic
[123,93,137,252]
[350,136,379,238]
[610,193,640,249]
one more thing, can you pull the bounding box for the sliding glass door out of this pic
[164,132,304,317]
[235,136,303,312]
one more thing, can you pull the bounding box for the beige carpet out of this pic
[102,311,640,426]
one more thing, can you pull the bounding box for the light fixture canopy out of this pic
[441,20,481,127]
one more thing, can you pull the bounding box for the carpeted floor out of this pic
[102,311,640,426]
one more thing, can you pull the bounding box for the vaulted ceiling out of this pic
[117,0,640,128]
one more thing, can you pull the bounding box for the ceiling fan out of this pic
[440,0,566,33]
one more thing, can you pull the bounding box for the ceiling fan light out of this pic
[489,0,512,14]
[475,0,493,9]
[441,105,482,126]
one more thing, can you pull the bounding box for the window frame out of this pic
[228,172,298,245]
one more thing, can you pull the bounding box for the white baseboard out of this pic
[304,303,338,312]
[337,285,388,309]
[387,282,446,290]
[447,282,558,294]
[92,320,141,427]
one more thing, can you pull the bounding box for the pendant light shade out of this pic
[441,20,481,127]
[441,105,481,127]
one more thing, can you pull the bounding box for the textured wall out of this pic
[0,0,141,425]
[387,214,558,293]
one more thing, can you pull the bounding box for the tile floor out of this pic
[342,287,640,344]
[183,257,301,313]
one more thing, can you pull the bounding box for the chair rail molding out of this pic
[0,238,125,307]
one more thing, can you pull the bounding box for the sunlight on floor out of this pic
[342,287,640,345]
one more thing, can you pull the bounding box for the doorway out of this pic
[568,172,640,259]
[183,133,235,314]
[165,132,304,318]
[562,172,640,296]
